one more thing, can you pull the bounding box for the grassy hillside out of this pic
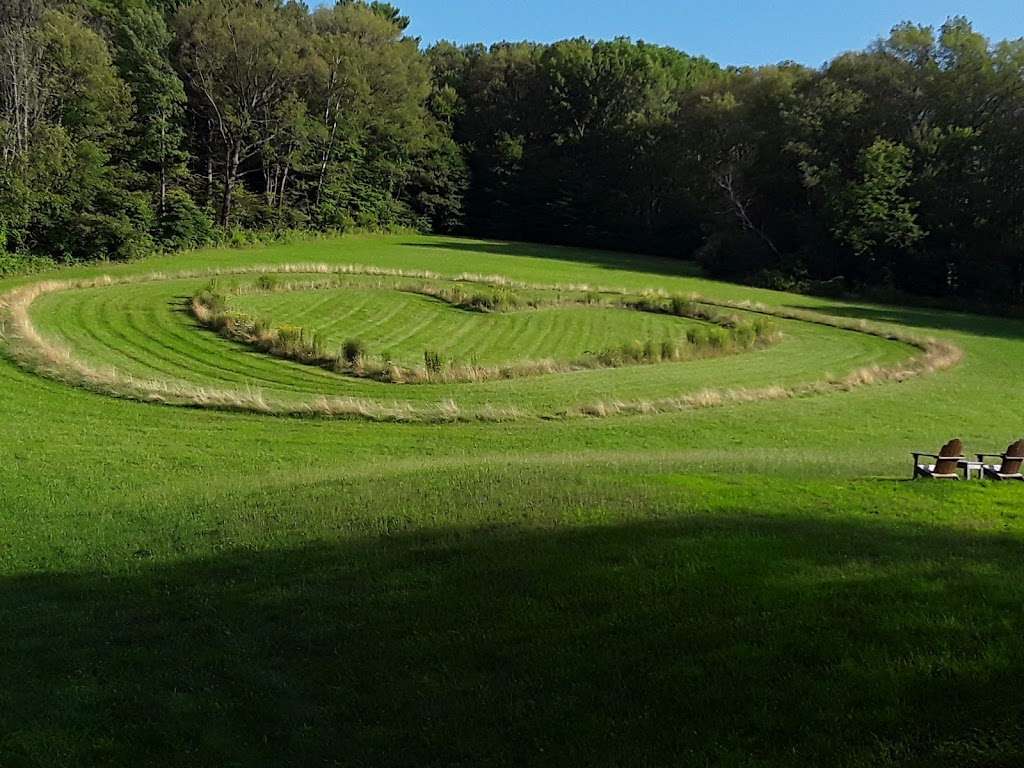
[2,234,1023,767]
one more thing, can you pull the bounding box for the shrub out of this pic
[752,318,776,341]
[622,340,645,362]
[631,296,661,313]
[342,338,367,365]
[227,228,253,248]
[194,289,226,315]
[256,274,278,292]
[312,331,329,359]
[154,189,214,250]
[595,348,621,367]
[423,349,444,373]
[670,296,698,317]
[492,287,520,311]
[705,327,729,349]
[463,287,521,312]
[276,325,306,356]
[444,286,466,305]
[0,252,56,277]
[733,324,756,348]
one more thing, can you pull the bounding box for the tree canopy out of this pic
[2,4,1022,305]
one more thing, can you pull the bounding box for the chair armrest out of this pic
[912,452,940,461]
[976,453,1006,460]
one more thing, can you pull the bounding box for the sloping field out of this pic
[1,234,1023,767]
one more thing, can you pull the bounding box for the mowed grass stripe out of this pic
[44,284,276,388]
[33,282,351,394]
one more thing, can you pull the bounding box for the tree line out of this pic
[3,1,1023,305]
[0,0,465,263]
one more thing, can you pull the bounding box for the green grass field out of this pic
[2,234,1024,766]
[228,283,710,366]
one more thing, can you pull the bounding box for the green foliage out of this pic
[275,324,306,356]
[423,348,443,373]
[0,0,462,263]
[255,274,278,292]
[193,288,226,314]
[312,330,329,359]
[463,287,521,312]
[0,252,55,277]
[431,21,1024,305]
[342,338,366,365]
[154,189,214,250]
[833,139,924,261]
[1,4,1023,308]
[670,296,699,317]
[0,8,151,262]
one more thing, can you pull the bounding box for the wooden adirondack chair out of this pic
[912,439,964,480]
[977,439,1024,481]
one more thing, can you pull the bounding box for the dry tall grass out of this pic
[570,306,962,418]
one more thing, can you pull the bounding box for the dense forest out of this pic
[2,0,1023,305]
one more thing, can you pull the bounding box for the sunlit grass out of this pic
[1,233,1022,766]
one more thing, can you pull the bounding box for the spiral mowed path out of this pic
[15,268,924,418]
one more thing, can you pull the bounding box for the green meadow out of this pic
[228,284,707,366]
[2,234,1023,766]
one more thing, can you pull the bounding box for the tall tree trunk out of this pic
[205,119,215,206]
[158,110,167,216]
[278,164,290,210]
[263,161,276,207]
[220,143,239,227]
[315,114,339,208]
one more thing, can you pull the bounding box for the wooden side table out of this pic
[958,460,985,480]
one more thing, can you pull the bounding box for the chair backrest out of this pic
[1000,439,1024,475]
[935,438,964,476]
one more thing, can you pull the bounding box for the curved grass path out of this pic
[12,267,932,419]
[1,234,1023,767]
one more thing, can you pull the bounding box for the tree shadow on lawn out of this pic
[3,515,1024,768]
[398,239,702,281]
[789,302,1024,342]
[405,240,1024,341]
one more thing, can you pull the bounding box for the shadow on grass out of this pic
[405,241,1023,342]
[2,515,1024,767]
[399,239,702,281]
[789,302,1024,342]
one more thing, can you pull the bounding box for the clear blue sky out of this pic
[393,1,1024,67]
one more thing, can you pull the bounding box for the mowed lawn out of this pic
[2,234,1024,767]
[229,283,709,366]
